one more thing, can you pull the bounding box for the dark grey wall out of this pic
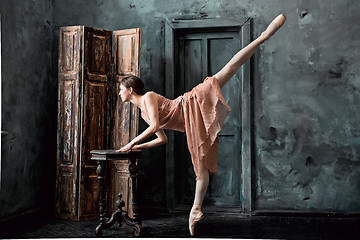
[0,0,56,219]
[253,1,360,212]
[1,0,359,219]
[53,0,360,212]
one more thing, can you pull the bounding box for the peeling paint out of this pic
[1,0,360,217]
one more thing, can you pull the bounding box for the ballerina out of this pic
[117,13,286,236]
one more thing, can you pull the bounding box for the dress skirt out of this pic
[182,76,231,180]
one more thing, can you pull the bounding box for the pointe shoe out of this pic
[189,206,204,236]
[258,14,286,43]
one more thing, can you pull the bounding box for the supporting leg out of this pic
[193,161,209,207]
[214,14,286,89]
[189,160,209,236]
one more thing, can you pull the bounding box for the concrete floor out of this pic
[1,208,359,239]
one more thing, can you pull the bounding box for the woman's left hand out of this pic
[116,142,135,152]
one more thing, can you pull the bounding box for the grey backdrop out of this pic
[1,0,359,219]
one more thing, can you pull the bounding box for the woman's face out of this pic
[119,84,131,102]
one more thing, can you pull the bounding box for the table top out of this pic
[90,149,142,160]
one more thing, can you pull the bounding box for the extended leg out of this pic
[214,14,286,89]
[189,160,209,236]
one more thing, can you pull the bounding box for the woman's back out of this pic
[141,92,185,132]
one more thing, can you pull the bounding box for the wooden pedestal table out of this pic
[90,150,142,237]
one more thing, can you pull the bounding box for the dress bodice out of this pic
[141,93,185,132]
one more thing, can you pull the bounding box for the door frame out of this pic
[164,17,253,213]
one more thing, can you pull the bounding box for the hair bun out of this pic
[120,75,145,95]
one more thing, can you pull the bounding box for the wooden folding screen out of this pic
[108,29,141,216]
[56,26,141,221]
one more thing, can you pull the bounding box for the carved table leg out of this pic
[95,194,140,236]
[129,157,141,226]
[94,157,141,237]
[96,160,106,237]
[117,194,141,237]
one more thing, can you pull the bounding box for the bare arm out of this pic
[132,129,168,150]
[117,92,161,151]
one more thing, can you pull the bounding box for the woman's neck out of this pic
[129,93,144,109]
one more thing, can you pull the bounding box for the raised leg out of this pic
[258,14,287,44]
[214,14,286,89]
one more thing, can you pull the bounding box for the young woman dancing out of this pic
[117,14,286,236]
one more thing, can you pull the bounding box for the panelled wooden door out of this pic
[57,26,82,221]
[78,27,112,220]
[56,26,141,221]
[175,30,242,207]
[109,28,141,215]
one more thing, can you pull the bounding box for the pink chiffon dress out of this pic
[141,76,231,180]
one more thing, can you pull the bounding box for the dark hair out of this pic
[120,75,145,95]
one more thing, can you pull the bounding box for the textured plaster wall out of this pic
[0,0,55,218]
[1,0,359,218]
[76,0,359,212]
[253,1,360,212]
